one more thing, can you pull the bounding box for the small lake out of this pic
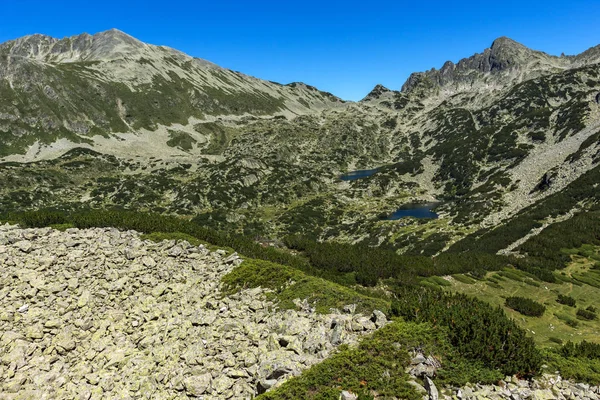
[387,203,439,220]
[339,169,379,181]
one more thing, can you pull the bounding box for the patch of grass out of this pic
[449,257,600,346]
[422,276,452,287]
[48,223,75,231]
[452,274,477,284]
[221,258,390,315]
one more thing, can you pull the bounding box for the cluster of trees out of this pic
[577,307,597,321]
[505,296,546,317]
[557,294,577,307]
[283,235,511,286]
[390,287,541,377]
[561,340,600,359]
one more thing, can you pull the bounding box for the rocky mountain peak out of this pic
[487,36,532,72]
[362,84,393,101]
[490,36,522,51]
[2,28,147,63]
[400,37,573,96]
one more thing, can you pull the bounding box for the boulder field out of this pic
[0,225,383,399]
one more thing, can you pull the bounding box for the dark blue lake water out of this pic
[388,203,439,220]
[339,169,379,181]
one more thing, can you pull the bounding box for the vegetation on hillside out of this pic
[505,296,546,317]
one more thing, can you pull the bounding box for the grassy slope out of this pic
[441,251,600,347]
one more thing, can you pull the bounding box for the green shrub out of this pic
[544,349,600,385]
[452,274,477,284]
[258,322,426,399]
[391,287,541,377]
[577,308,597,321]
[549,337,564,345]
[561,340,600,359]
[505,296,546,317]
[557,294,577,307]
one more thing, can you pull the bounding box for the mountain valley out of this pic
[2,29,600,399]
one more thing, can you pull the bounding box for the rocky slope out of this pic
[0,224,387,399]
[0,29,343,160]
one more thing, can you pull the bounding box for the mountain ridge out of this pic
[398,36,600,98]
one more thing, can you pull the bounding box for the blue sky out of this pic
[1,0,599,100]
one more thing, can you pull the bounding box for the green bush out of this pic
[557,294,577,307]
[561,341,600,359]
[549,337,563,345]
[258,322,426,399]
[544,349,600,385]
[577,308,597,321]
[505,297,546,317]
[391,287,541,377]
[452,274,477,284]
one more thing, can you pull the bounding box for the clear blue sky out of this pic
[1,0,599,100]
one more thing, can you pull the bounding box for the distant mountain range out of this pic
[1,29,600,256]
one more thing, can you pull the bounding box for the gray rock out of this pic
[183,373,212,397]
[223,252,240,264]
[141,255,156,267]
[411,353,428,365]
[331,323,344,345]
[212,375,234,393]
[15,240,33,253]
[258,379,278,393]
[371,309,387,327]
[340,390,358,400]
[425,377,439,400]
[168,245,184,257]
[343,304,357,314]
[17,304,29,313]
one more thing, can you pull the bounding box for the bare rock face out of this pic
[0,224,381,399]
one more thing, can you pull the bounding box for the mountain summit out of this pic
[400,37,600,96]
[1,29,149,63]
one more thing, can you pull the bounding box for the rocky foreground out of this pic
[0,225,384,399]
[2,224,600,400]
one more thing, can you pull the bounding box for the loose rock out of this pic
[0,225,379,398]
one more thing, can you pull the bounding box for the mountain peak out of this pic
[92,28,142,46]
[362,84,394,101]
[490,36,521,49]
[2,28,147,63]
[401,37,560,94]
